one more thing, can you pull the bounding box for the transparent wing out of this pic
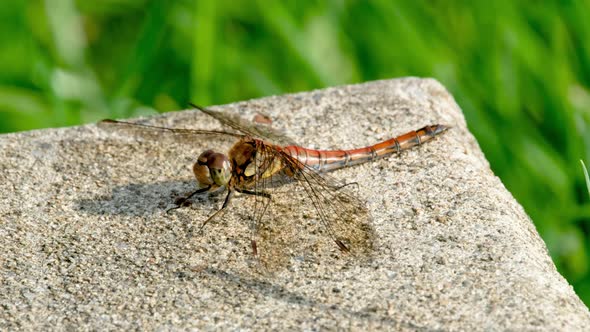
[281,154,376,254]
[246,144,375,267]
[98,119,243,145]
[190,103,298,146]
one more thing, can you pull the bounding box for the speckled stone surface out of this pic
[1,78,588,330]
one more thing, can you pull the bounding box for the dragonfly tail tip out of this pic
[434,124,451,134]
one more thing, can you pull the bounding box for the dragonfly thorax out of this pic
[193,149,232,187]
[228,138,284,187]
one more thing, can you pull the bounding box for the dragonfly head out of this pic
[193,150,232,187]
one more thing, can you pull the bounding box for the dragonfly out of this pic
[98,104,449,261]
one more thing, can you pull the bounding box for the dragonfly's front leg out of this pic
[196,189,235,233]
[235,188,272,256]
[166,185,212,213]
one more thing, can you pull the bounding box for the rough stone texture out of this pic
[1,78,589,331]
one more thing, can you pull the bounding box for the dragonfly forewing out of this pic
[98,119,243,146]
[190,103,298,146]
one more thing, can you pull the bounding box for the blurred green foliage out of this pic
[1,0,589,305]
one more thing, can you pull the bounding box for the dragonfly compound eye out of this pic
[207,153,232,186]
[193,150,231,187]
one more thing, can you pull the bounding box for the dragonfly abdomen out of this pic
[283,124,448,172]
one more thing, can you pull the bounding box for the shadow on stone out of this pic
[74,180,225,216]
[198,267,407,327]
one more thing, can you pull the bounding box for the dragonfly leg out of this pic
[334,181,359,191]
[166,185,211,213]
[235,188,271,199]
[336,240,350,252]
[235,188,272,256]
[197,190,234,233]
[327,181,360,199]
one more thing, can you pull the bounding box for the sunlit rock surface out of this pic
[1,78,588,330]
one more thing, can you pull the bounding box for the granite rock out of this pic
[1,78,588,330]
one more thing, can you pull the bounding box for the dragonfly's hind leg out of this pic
[235,188,272,256]
[334,181,360,191]
[235,188,271,198]
[166,185,211,213]
[335,240,351,252]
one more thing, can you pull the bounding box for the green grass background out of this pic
[2,1,589,306]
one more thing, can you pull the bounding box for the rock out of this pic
[1,78,588,330]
